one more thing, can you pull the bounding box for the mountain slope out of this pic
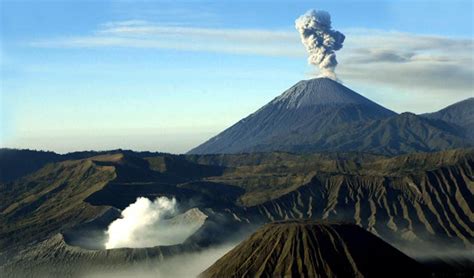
[0,157,117,249]
[188,78,396,154]
[423,97,474,140]
[231,112,469,155]
[200,221,428,278]
[1,233,199,277]
[189,78,470,155]
[0,149,62,183]
[2,149,472,252]
[246,153,474,246]
[0,152,237,250]
[0,148,173,184]
[198,148,474,247]
[1,149,473,276]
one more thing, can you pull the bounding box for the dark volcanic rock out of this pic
[1,149,473,277]
[188,78,396,154]
[0,149,61,183]
[423,97,474,140]
[200,220,429,278]
[189,78,470,155]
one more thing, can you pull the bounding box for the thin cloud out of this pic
[345,49,415,63]
[97,22,296,42]
[340,63,473,92]
[110,5,220,27]
[337,29,473,96]
[31,21,300,57]
[341,29,472,65]
[29,21,473,96]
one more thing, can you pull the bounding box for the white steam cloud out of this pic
[295,10,345,80]
[105,197,203,249]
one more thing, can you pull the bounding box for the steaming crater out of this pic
[63,197,207,250]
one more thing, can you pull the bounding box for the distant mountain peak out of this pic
[188,78,472,155]
[422,97,474,140]
[188,79,397,155]
[271,77,375,109]
[397,112,418,118]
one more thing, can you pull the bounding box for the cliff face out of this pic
[200,221,428,278]
[186,149,473,249]
[0,158,117,250]
[1,149,472,277]
[249,162,473,247]
[2,149,473,251]
[221,149,474,248]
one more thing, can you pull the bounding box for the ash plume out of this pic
[295,10,345,80]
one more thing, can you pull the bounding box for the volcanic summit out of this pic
[200,220,429,278]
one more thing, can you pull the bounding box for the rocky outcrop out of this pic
[234,150,474,248]
[1,149,472,277]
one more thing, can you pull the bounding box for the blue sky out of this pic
[1,0,473,153]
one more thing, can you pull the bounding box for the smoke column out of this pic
[105,197,178,249]
[295,10,345,80]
